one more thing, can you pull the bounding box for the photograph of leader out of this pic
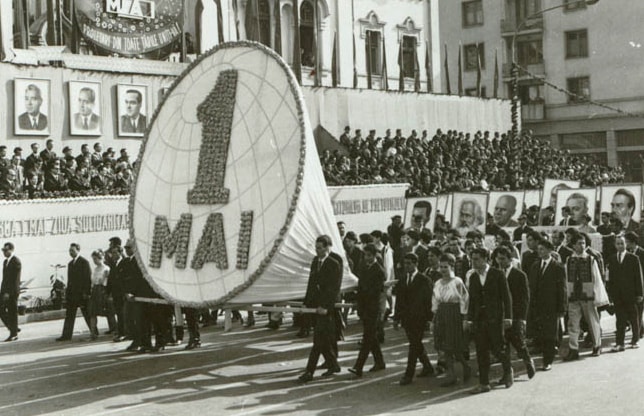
[14,78,50,136]
[601,185,642,234]
[487,191,525,228]
[451,192,488,237]
[554,188,597,227]
[404,197,438,233]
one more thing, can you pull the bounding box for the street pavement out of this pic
[0,311,639,416]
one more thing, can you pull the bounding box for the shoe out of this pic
[298,372,313,383]
[463,364,472,382]
[469,384,491,394]
[151,345,166,352]
[417,366,435,378]
[137,346,153,354]
[125,343,140,352]
[525,359,536,379]
[611,345,625,352]
[295,329,310,338]
[591,347,602,356]
[440,378,457,387]
[563,349,579,361]
[368,364,386,373]
[104,330,113,335]
[503,369,514,388]
[56,336,71,341]
[244,318,255,328]
[321,366,341,377]
[347,368,362,378]
[4,335,18,342]
[185,341,201,350]
[542,364,552,372]
[399,376,413,386]
[630,343,640,349]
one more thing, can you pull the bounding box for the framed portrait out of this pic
[488,191,525,228]
[14,78,50,136]
[600,184,642,233]
[451,192,488,237]
[117,84,148,137]
[69,81,102,136]
[524,190,541,210]
[404,197,438,233]
[554,188,597,226]
[541,178,581,209]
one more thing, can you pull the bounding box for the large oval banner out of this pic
[75,0,182,59]
[131,42,355,307]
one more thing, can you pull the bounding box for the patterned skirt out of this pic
[434,302,465,354]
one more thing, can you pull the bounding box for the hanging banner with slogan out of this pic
[75,0,182,59]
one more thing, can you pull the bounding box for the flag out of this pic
[365,33,373,89]
[444,43,451,95]
[313,0,321,86]
[494,50,501,99]
[414,42,420,92]
[382,33,389,90]
[217,0,225,44]
[244,0,259,41]
[352,32,358,88]
[457,43,463,96]
[331,31,338,87]
[425,41,432,93]
[476,43,482,97]
[292,1,302,85]
[398,38,404,92]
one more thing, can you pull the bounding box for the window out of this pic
[464,43,484,71]
[365,30,382,76]
[516,0,542,22]
[561,132,604,149]
[300,1,316,67]
[616,129,644,147]
[518,84,544,104]
[567,77,590,103]
[462,1,483,27]
[565,29,588,58]
[517,39,543,65]
[245,0,272,46]
[401,36,417,78]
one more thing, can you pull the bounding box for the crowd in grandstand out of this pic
[0,140,134,199]
[322,128,625,195]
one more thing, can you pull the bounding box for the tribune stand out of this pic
[129,41,358,330]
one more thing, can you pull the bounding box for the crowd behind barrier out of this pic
[0,140,135,200]
[321,128,625,196]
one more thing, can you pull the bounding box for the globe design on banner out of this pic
[131,43,306,305]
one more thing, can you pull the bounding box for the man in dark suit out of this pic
[56,243,92,341]
[529,240,567,371]
[611,188,639,233]
[625,231,644,340]
[348,244,386,377]
[0,242,21,341]
[607,235,643,350]
[73,87,101,132]
[467,248,513,394]
[298,235,343,382]
[552,231,573,265]
[18,84,48,131]
[512,214,532,243]
[106,245,127,342]
[495,246,535,380]
[120,89,147,134]
[395,252,434,386]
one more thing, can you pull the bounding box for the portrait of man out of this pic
[118,85,148,137]
[70,81,102,136]
[15,79,50,135]
[554,188,596,227]
[540,178,580,225]
[452,193,487,236]
[404,197,437,233]
[565,192,589,224]
[599,185,641,234]
[489,192,524,228]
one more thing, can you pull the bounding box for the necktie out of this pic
[3,259,7,269]
[131,118,137,129]
[32,117,37,129]
[541,261,547,274]
[83,117,89,129]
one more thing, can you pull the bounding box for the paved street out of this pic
[0,312,639,416]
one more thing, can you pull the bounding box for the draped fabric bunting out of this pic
[292,1,302,85]
[493,49,499,99]
[425,41,432,93]
[273,0,281,55]
[217,0,225,44]
[381,33,389,91]
[331,31,338,87]
[457,43,463,96]
[476,43,482,97]
[444,43,451,95]
[397,38,404,92]
[365,33,373,89]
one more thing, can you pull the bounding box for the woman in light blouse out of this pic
[88,250,115,340]
[432,253,471,386]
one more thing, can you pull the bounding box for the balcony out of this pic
[500,16,544,35]
[522,102,545,121]
[502,62,545,80]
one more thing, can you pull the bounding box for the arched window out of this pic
[299,1,315,67]
[245,0,271,46]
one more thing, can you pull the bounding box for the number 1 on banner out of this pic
[187,69,238,205]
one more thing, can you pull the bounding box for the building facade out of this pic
[438,0,644,180]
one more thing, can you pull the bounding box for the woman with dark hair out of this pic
[432,253,471,386]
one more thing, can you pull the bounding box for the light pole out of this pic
[510,0,600,138]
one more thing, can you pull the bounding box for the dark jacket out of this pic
[67,255,92,303]
[356,260,385,319]
[527,259,567,340]
[1,256,21,297]
[506,267,530,321]
[395,270,433,328]
[521,250,539,274]
[106,257,126,298]
[121,256,157,298]
[467,267,512,323]
[607,251,643,305]
[304,254,343,314]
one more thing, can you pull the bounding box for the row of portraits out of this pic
[13,78,152,138]
[404,181,643,236]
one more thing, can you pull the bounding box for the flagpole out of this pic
[444,43,451,95]
[457,43,463,96]
[493,48,499,99]
[351,0,357,88]
[292,0,302,85]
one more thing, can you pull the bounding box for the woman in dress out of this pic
[88,250,115,340]
[432,253,471,386]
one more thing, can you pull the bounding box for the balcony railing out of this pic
[500,16,544,35]
[502,62,545,79]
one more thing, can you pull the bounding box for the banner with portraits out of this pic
[404,197,438,233]
[541,178,581,209]
[600,184,642,233]
[117,84,148,137]
[488,191,525,228]
[69,81,102,136]
[554,188,596,226]
[451,192,488,236]
[14,78,50,136]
